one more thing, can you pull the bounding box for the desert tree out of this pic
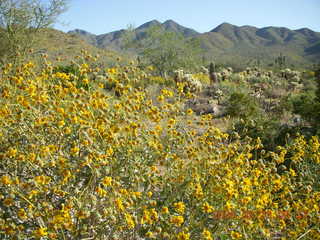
[0,0,68,63]
[124,24,202,77]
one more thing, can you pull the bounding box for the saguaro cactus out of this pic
[275,53,286,69]
[209,62,218,85]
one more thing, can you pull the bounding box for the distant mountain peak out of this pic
[162,19,199,37]
[136,19,161,30]
[163,19,178,24]
[162,19,183,28]
[295,27,315,35]
[219,22,234,26]
[210,22,236,32]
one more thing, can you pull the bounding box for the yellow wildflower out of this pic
[115,198,125,212]
[125,213,135,229]
[173,202,185,214]
[176,231,190,240]
[33,227,48,238]
[202,202,214,213]
[162,206,169,214]
[17,208,27,220]
[6,147,17,158]
[202,229,213,240]
[70,146,80,156]
[1,175,12,185]
[3,198,14,207]
[186,108,193,115]
[102,176,112,186]
[231,231,242,239]
[170,215,184,227]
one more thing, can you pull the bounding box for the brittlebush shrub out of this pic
[0,57,319,240]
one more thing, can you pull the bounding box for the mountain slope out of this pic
[202,22,320,65]
[31,28,124,65]
[68,21,320,66]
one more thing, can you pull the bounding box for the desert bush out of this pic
[226,92,261,119]
[300,73,317,92]
[289,92,320,133]
[232,115,282,150]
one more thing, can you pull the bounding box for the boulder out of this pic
[192,103,216,115]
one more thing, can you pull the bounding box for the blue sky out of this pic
[54,0,320,34]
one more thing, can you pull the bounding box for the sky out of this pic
[53,0,320,35]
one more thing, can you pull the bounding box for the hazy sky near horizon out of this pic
[54,0,320,34]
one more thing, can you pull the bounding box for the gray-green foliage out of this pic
[125,25,202,76]
[0,0,68,63]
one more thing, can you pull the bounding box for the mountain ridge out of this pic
[68,20,320,66]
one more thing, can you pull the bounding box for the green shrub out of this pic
[289,92,320,129]
[232,115,281,150]
[53,64,79,75]
[226,92,260,119]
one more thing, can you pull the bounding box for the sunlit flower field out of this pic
[0,53,319,240]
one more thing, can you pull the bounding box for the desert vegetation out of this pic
[0,50,319,239]
[0,1,320,240]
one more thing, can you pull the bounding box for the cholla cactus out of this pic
[173,69,184,83]
[280,68,301,81]
[266,70,273,78]
[220,68,231,81]
[226,67,233,73]
[183,74,202,93]
[289,81,303,91]
[173,69,202,93]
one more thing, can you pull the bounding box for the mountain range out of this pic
[68,20,320,67]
